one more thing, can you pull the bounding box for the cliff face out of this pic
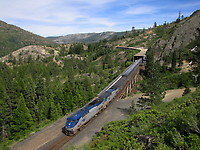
[153,10,200,57]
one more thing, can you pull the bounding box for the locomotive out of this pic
[62,59,142,135]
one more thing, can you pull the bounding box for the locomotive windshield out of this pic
[67,119,75,122]
[67,119,79,122]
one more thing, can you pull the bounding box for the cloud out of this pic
[125,6,158,15]
[0,0,117,25]
[24,25,76,36]
[26,23,118,37]
[1,0,199,36]
[177,1,200,8]
[0,0,120,36]
[73,0,117,6]
[81,17,117,27]
[0,0,82,24]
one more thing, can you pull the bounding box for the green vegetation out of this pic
[154,25,176,40]
[1,11,200,149]
[86,90,200,149]
[0,40,138,149]
[83,32,200,149]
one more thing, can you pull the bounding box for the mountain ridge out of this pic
[47,31,126,44]
[0,20,55,57]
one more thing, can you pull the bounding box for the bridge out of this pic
[116,46,147,62]
[99,59,142,99]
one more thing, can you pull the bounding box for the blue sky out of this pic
[0,0,200,36]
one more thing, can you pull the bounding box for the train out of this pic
[62,59,142,135]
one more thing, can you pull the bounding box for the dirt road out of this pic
[162,88,196,102]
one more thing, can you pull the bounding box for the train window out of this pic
[67,119,79,122]
[81,108,87,112]
[67,119,74,122]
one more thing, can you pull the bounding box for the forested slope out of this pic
[0,20,55,57]
[0,40,138,149]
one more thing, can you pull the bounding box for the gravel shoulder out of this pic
[11,116,67,150]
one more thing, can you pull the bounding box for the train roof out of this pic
[107,88,116,93]
[67,98,104,121]
[88,98,104,106]
[111,76,126,89]
[122,59,141,76]
[67,106,89,120]
[99,91,112,99]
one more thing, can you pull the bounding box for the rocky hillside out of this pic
[48,31,125,44]
[0,20,55,57]
[0,45,57,63]
[109,9,200,60]
[152,10,200,58]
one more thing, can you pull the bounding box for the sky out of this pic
[0,0,200,37]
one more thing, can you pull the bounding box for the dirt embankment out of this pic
[162,88,196,102]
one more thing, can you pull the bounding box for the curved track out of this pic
[11,60,142,150]
[38,105,106,150]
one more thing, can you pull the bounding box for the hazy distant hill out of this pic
[0,20,55,57]
[47,31,126,44]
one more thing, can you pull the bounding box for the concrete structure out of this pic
[116,46,147,62]
[133,47,147,62]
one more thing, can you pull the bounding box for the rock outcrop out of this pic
[153,10,200,57]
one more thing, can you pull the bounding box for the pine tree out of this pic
[22,76,37,121]
[144,62,165,103]
[54,88,65,115]
[10,94,33,137]
[182,87,191,96]
[49,97,59,120]
[35,77,46,99]
[0,78,9,141]
[56,103,63,116]
[171,51,177,72]
[42,97,50,119]
[143,48,165,103]
[154,22,157,28]
[63,81,75,112]
[37,98,46,123]
[145,48,154,78]
[73,82,84,107]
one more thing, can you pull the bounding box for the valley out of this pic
[0,9,200,150]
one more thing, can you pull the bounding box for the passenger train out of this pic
[62,59,142,135]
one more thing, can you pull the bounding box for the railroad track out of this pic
[38,135,72,150]
[37,98,116,150]
[37,60,142,150]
